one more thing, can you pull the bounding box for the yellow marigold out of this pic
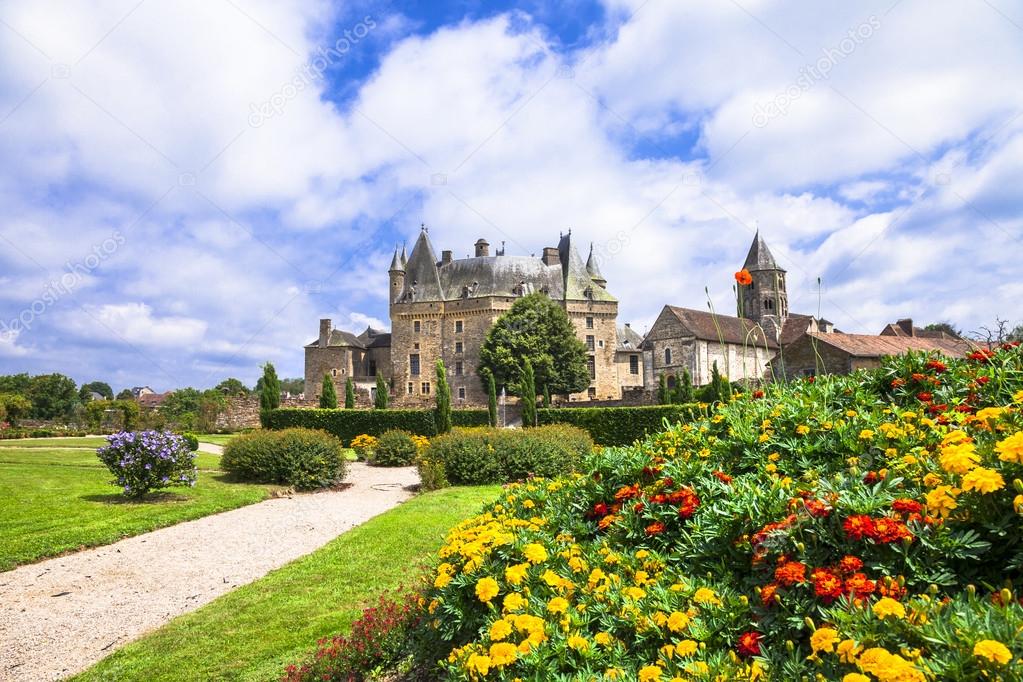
[925,485,959,518]
[843,675,871,682]
[505,563,529,585]
[490,619,513,641]
[922,472,943,488]
[796,424,810,435]
[857,647,924,682]
[1014,494,1023,514]
[693,587,721,605]
[859,429,875,440]
[503,592,526,612]
[676,640,698,657]
[810,627,840,653]
[547,597,569,614]
[594,631,613,646]
[466,652,491,676]
[638,665,664,682]
[873,597,906,620]
[996,432,1023,464]
[475,577,499,603]
[434,572,452,589]
[837,639,862,663]
[567,634,589,651]
[489,642,517,667]
[1014,389,1023,404]
[939,441,979,474]
[667,611,690,632]
[961,467,1005,494]
[523,543,548,564]
[974,639,1013,665]
[623,586,646,600]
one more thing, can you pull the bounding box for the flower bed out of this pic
[286,344,1023,681]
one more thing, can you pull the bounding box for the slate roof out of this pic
[803,332,970,358]
[742,231,784,272]
[779,313,816,346]
[666,306,779,348]
[306,325,392,349]
[617,324,644,351]
[586,244,606,283]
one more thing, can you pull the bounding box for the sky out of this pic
[0,0,1021,391]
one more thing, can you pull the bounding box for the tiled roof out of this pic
[779,313,815,345]
[805,332,971,358]
[742,232,783,272]
[666,306,779,348]
[617,324,644,351]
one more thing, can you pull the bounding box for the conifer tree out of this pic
[658,373,669,405]
[542,384,551,409]
[520,358,537,428]
[344,377,355,409]
[319,374,338,409]
[374,373,388,409]
[435,360,452,434]
[259,362,281,428]
[677,367,695,404]
[486,371,498,427]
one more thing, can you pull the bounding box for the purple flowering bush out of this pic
[96,430,198,498]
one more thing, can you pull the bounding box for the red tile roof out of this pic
[666,306,778,348]
[805,332,971,358]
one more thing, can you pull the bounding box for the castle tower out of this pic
[586,243,607,289]
[388,244,405,307]
[738,231,788,341]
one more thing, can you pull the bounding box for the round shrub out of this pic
[96,430,197,498]
[350,433,378,461]
[222,427,347,490]
[428,428,502,485]
[370,429,418,467]
[498,424,592,481]
[181,432,199,451]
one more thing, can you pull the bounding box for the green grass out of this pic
[195,433,244,446]
[75,485,500,682]
[0,447,276,571]
[0,436,109,448]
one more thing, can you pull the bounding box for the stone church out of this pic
[305,228,645,405]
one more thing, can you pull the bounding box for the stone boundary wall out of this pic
[213,396,318,431]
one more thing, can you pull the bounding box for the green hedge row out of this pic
[536,404,703,446]
[266,408,490,444]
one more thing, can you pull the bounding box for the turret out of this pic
[388,244,405,306]
[586,243,607,288]
[737,231,788,340]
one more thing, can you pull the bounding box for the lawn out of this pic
[0,447,276,571]
[74,485,501,682]
[0,436,109,448]
[196,433,244,446]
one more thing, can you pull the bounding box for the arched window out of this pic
[764,298,775,311]
[665,347,672,365]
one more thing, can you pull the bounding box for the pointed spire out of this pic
[742,230,783,272]
[586,242,606,287]
[389,244,404,272]
[400,242,407,268]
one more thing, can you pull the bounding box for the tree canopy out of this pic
[215,378,250,396]
[79,381,113,401]
[477,293,589,397]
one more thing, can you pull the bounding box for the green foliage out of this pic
[375,374,389,409]
[370,429,418,467]
[345,377,355,409]
[537,404,703,445]
[222,428,348,490]
[435,360,452,434]
[83,399,140,432]
[0,393,32,426]
[427,425,592,486]
[259,363,282,427]
[658,372,669,404]
[79,381,113,401]
[0,373,31,395]
[161,388,227,432]
[319,375,338,409]
[27,373,79,419]
[451,409,491,428]
[181,432,200,451]
[697,360,732,404]
[215,378,250,396]
[477,292,589,396]
[115,388,134,400]
[542,384,551,408]
[486,372,498,427]
[675,367,695,403]
[520,358,537,428]
[268,408,438,442]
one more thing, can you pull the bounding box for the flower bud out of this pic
[1013,478,1023,493]
[1001,588,1013,605]
[786,639,795,652]
[804,617,815,631]
[967,584,976,596]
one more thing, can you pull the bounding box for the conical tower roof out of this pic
[388,245,404,272]
[586,243,606,284]
[742,231,784,272]
[402,228,444,300]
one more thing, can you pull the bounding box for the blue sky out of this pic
[0,0,1021,391]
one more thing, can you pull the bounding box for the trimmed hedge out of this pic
[267,408,490,444]
[222,427,348,490]
[536,404,703,446]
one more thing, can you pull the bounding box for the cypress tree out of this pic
[678,367,695,403]
[374,373,388,409]
[344,377,355,409]
[259,362,281,428]
[520,358,537,428]
[542,384,551,409]
[319,374,338,408]
[435,359,452,434]
[486,371,498,427]
[658,373,669,405]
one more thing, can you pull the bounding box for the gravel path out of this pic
[0,463,419,681]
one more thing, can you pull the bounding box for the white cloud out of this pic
[65,303,207,346]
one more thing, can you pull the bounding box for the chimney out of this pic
[319,319,331,347]
[624,322,631,328]
[542,247,560,266]
[897,318,914,337]
[474,238,490,257]
[441,250,453,265]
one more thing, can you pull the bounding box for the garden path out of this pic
[0,463,419,681]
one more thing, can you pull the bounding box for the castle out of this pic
[305,228,645,406]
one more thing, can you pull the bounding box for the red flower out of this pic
[752,389,765,399]
[670,488,700,519]
[863,471,880,484]
[633,502,645,513]
[916,391,933,402]
[845,572,876,599]
[760,583,780,606]
[592,502,609,517]
[735,269,753,286]
[645,521,666,536]
[803,498,831,518]
[871,516,913,544]
[713,470,733,484]
[736,631,762,657]
[614,484,641,501]
[969,349,994,363]
[977,376,990,385]
[891,378,906,388]
[925,360,947,373]
[837,555,864,574]
[911,372,927,382]
[805,376,816,383]
[892,498,923,515]
[843,515,875,541]
[775,560,808,586]
[878,578,906,600]
[811,567,843,603]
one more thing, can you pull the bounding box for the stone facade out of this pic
[304,322,391,403]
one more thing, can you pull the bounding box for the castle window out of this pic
[764,299,775,311]
[407,382,414,395]
[421,382,431,395]
[586,316,594,329]
[414,320,421,333]
[586,335,595,351]
[414,342,420,350]
[598,340,604,348]
[331,369,337,377]
[587,356,596,379]
[455,341,463,354]
[410,354,421,376]
[630,355,639,375]
[588,387,596,399]
[455,320,463,333]
[458,387,466,400]
[665,347,672,365]
[455,361,463,376]
[368,360,376,376]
